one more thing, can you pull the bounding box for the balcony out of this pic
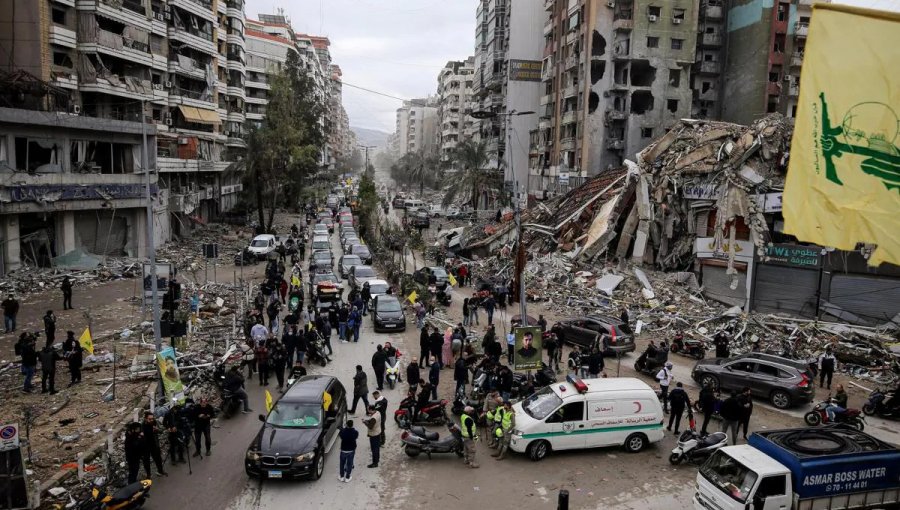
[170,0,217,23]
[701,33,722,47]
[699,61,720,74]
[77,0,151,30]
[538,116,553,130]
[168,56,208,80]
[78,77,154,101]
[226,33,246,48]
[566,31,581,45]
[561,110,578,125]
[226,59,246,74]
[565,55,579,70]
[543,19,554,36]
[168,88,216,109]
[51,72,78,90]
[790,52,804,67]
[245,95,267,105]
[705,4,723,19]
[606,138,624,150]
[226,85,246,99]
[49,25,77,48]
[245,111,265,121]
[564,85,578,98]
[767,82,782,96]
[226,110,245,123]
[560,137,575,151]
[78,30,153,67]
[245,78,270,90]
[606,108,627,121]
[788,84,800,97]
[168,26,217,56]
[540,94,553,105]
[795,22,809,38]
[613,18,634,32]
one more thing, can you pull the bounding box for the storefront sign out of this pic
[558,172,569,185]
[6,184,157,203]
[695,237,755,262]
[764,243,821,268]
[508,59,542,82]
[753,192,783,212]
[683,184,720,200]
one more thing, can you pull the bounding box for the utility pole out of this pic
[359,145,376,178]
[141,101,161,351]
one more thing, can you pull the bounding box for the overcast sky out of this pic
[246,0,899,134]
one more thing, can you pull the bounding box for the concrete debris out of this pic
[595,274,624,296]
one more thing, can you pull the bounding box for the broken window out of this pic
[768,72,779,83]
[671,38,684,50]
[673,8,685,22]
[701,81,712,93]
[647,37,659,48]
[667,99,679,112]
[15,137,61,173]
[774,34,785,53]
[591,30,606,57]
[778,3,788,21]
[52,52,73,68]
[52,7,66,25]
[630,60,655,87]
[630,91,654,114]
[767,101,777,113]
[641,128,653,138]
[588,91,600,113]
[704,53,714,62]
[590,60,605,83]
[648,5,661,18]
[669,69,681,87]
[790,105,797,117]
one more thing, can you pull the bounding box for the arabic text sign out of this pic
[764,243,822,268]
[508,59,542,82]
[0,423,20,452]
[683,184,720,200]
[694,237,755,263]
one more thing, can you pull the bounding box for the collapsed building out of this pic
[455,114,900,328]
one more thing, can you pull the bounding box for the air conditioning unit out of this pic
[164,81,172,89]
[673,18,683,24]
[165,114,173,125]
[648,14,658,22]
[223,130,231,136]
[164,11,171,20]
[606,1,615,7]
[783,75,792,81]
[70,104,81,115]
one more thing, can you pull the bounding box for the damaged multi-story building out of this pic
[530,0,698,199]
[435,58,475,167]
[393,98,438,158]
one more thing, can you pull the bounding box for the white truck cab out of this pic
[510,376,664,461]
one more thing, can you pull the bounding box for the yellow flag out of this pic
[322,391,332,411]
[447,273,458,287]
[79,328,94,355]
[407,290,418,304]
[291,275,301,288]
[265,390,274,413]
[782,4,900,266]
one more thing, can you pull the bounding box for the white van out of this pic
[403,199,425,211]
[510,376,664,461]
[311,235,331,252]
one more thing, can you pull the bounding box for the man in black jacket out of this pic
[163,404,187,465]
[192,397,216,457]
[223,366,251,413]
[719,391,742,445]
[39,345,61,394]
[429,328,444,367]
[350,365,369,414]
[371,345,387,391]
[666,382,691,434]
[698,382,718,435]
[406,359,421,391]
[497,365,513,401]
[454,356,469,397]
[141,412,167,478]
[428,360,440,399]
[18,334,38,392]
[125,422,144,483]
[419,326,431,368]
[43,310,56,347]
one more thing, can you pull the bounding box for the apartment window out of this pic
[671,38,684,50]
[768,72,780,83]
[667,99,679,112]
[641,128,653,138]
[704,53,714,62]
[701,81,712,93]
[647,37,659,48]
[648,6,661,17]
[673,8,685,22]
[790,105,798,117]
[669,69,681,87]
[778,3,788,21]
[52,7,66,25]
[52,52,73,68]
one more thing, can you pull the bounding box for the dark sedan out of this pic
[691,353,815,409]
[245,375,347,480]
[553,315,635,355]
[351,244,372,264]
[371,295,406,332]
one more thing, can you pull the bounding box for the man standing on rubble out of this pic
[819,345,837,390]
[483,295,496,325]
[43,310,56,347]
[2,294,19,333]
[67,342,83,386]
[192,397,215,457]
[61,276,73,310]
[714,330,730,358]
[17,334,37,392]
[141,412,167,478]
[39,344,61,394]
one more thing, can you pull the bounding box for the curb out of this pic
[37,381,158,494]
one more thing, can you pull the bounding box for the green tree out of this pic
[441,139,496,210]
[242,51,325,232]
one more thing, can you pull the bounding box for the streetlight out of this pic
[358,145,377,177]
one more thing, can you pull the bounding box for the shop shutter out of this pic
[829,274,900,324]
[753,264,819,317]
[701,264,747,308]
[75,211,128,257]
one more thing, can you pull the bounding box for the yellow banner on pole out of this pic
[782,5,900,266]
[407,290,418,304]
[78,328,94,355]
[265,390,274,413]
[447,273,458,287]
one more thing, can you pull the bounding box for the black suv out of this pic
[553,316,635,355]
[691,353,815,409]
[245,375,347,480]
[412,266,448,286]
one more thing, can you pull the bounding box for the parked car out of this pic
[310,250,333,271]
[371,295,406,332]
[447,208,476,221]
[351,244,372,264]
[413,266,449,286]
[392,195,406,209]
[348,265,377,290]
[553,316,635,355]
[690,353,815,409]
[312,224,329,236]
[317,218,334,233]
[311,235,331,252]
[409,209,431,228]
[365,279,390,306]
[338,255,362,279]
[248,234,277,259]
[245,375,347,480]
[342,237,360,254]
[309,271,342,300]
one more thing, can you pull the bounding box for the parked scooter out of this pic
[670,333,706,360]
[634,346,666,377]
[862,388,899,420]
[306,333,331,367]
[385,356,401,390]
[804,399,866,431]
[400,423,464,459]
[669,411,728,465]
[394,397,449,428]
[76,480,152,510]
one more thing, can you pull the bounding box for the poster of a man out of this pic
[514,326,542,371]
[156,346,185,403]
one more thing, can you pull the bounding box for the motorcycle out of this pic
[394,397,449,428]
[436,283,452,306]
[234,248,257,266]
[669,412,728,465]
[862,388,899,419]
[385,356,401,390]
[804,399,866,431]
[307,333,331,367]
[76,480,152,510]
[451,394,485,421]
[634,349,666,377]
[400,423,464,459]
[671,335,706,360]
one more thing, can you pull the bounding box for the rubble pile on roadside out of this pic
[0,259,140,298]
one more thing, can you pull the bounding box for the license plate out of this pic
[268,470,282,479]
[384,324,396,328]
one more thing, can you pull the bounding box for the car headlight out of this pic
[246,450,260,461]
[294,451,316,462]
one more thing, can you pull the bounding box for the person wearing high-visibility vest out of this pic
[483,392,503,449]
[491,400,516,461]
[460,406,479,468]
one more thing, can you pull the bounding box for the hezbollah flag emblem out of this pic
[782,4,900,266]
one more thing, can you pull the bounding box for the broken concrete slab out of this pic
[595,274,625,296]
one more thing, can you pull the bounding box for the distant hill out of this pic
[352,126,391,149]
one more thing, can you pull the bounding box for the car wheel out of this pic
[527,440,550,461]
[699,374,719,391]
[310,450,324,480]
[624,433,647,453]
[770,390,791,409]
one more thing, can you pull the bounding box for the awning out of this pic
[178,105,220,125]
